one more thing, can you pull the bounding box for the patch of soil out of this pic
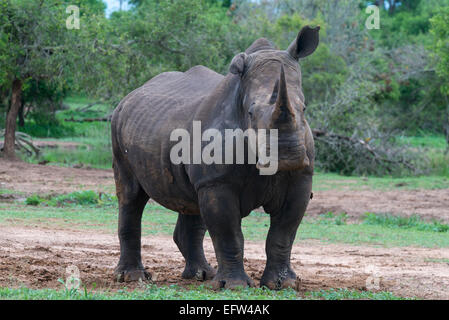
[307,189,449,222]
[1,225,448,299]
[0,159,114,196]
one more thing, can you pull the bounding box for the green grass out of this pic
[303,288,410,300]
[25,190,113,207]
[0,188,25,196]
[397,134,449,176]
[312,171,449,191]
[397,135,447,150]
[0,285,406,300]
[363,212,449,233]
[3,200,449,248]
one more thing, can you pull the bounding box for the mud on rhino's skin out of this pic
[111,26,320,289]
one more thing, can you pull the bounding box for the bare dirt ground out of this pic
[309,189,449,222]
[1,225,448,299]
[0,159,114,196]
[1,159,449,299]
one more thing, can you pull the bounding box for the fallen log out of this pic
[311,129,415,171]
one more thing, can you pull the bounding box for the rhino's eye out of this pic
[248,102,255,118]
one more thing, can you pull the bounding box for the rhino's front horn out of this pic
[271,65,295,125]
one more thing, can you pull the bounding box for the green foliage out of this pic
[2,0,448,175]
[430,6,449,95]
[25,195,43,206]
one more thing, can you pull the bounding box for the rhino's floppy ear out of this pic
[287,25,320,60]
[229,52,247,76]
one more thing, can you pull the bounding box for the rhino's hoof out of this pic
[115,269,152,283]
[182,265,216,281]
[209,274,255,290]
[260,277,298,290]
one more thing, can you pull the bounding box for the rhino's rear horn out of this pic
[271,65,295,124]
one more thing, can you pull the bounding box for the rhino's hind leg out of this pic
[173,213,216,281]
[113,158,151,282]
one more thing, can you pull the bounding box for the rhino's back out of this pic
[113,65,222,138]
[143,65,224,103]
[111,66,224,214]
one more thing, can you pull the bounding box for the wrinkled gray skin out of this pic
[111,26,319,289]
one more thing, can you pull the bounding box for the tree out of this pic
[430,6,449,149]
[0,0,105,158]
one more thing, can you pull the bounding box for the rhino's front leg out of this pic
[261,174,312,290]
[198,186,255,289]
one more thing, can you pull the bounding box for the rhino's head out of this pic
[230,26,319,172]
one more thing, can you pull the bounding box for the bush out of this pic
[25,195,43,206]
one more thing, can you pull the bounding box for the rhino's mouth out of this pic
[256,144,309,171]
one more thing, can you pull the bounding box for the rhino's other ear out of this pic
[229,52,247,76]
[287,25,320,60]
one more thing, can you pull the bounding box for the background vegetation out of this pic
[1,0,448,174]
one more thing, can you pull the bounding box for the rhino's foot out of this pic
[182,263,216,281]
[260,266,298,290]
[114,267,152,283]
[208,271,255,289]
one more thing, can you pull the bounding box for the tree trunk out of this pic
[445,95,449,155]
[388,0,396,14]
[375,0,385,9]
[18,99,25,127]
[3,79,22,159]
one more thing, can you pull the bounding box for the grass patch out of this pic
[315,212,348,225]
[0,189,25,196]
[0,285,406,300]
[313,171,449,191]
[397,134,449,176]
[0,284,298,300]
[25,191,115,207]
[363,213,449,233]
[397,135,447,150]
[303,288,410,300]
